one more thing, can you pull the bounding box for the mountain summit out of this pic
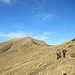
[0,36,48,54]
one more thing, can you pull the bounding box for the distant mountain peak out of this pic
[24,36,32,38]
[23,36,49,46]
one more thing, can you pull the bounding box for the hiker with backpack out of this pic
[56,49,61,59]
[62,49,67,58]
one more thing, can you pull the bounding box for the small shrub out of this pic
[68,45,73,47]
[71,53,75,57]
[67,42,69,44]
[71,38,75,42]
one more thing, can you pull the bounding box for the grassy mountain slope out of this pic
[0,37,75,75]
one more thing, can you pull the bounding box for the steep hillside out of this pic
[0,37,75,75]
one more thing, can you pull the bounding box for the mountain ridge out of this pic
[0,36,49,54]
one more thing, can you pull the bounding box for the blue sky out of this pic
[0,0,75,45]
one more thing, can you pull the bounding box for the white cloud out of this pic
[33,32,51,41]
[43,32,51,35]
[0,32,26,39]
[33,34,49,41]
[0,0,12,4]
[0,31,66,45]
[41,14,54,23]
[36,13,56,23]
[0,31,52,45]
[0,31,67,45]
[33,32,53,45]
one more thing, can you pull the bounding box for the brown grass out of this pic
[0,37,75,75]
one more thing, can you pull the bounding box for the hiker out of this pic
[56,49,61,59]
[62,49,67,58]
